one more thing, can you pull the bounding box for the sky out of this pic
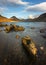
[0,0,46,19]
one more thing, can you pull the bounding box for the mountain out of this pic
[10,16,20,21]
[23,13,46,22]
[0,15,8,22]
[0,15,12,22]
[0,15,20,22]
[0,13,46,22]
[36,13,46,22]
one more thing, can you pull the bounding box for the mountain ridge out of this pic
[0,13,46,22]
[0,15,20,22]
[24,13,46,22]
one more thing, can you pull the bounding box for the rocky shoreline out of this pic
[5,24,25,33]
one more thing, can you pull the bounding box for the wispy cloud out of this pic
[0,7,8,14]
[0,0,29,16]
[0,0,29,6]
[25,2,46,12]
[8,0,29,5]
[0,0,46,18]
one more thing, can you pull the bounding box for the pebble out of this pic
[16,35,20,39]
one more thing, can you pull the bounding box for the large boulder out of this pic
[22,36,37,56]
[5,24,25,33]
[5,26,11,33]
[5,25,14,33]
[14,25,25,31]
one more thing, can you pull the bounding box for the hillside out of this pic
[36,13,46,22]
[0,15,20,22]
[0,13,46,22]
[10,16,20,21]
[23,13,46,22]
[0,15,9,22]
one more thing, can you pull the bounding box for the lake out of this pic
[0,22,46,65]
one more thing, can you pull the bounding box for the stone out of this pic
[22,36,38,56]
[40,46,44,50]
[0,30,2,32]
[5,26,11,33]
[31,27,35,29]
[5,24,25,33]
[16,35,20,39]
[0,24,7,27]
[42,34,46,39]
[14,25,25,31]
[40,29,45,33]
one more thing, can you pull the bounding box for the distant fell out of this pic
[23,13,46,22]
[0,15,9,22]
[0,15,20,22]
[0,13,46,22]
[36,13,46,22]
[10,16,20,21]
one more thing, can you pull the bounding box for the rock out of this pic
[22,36,38,56]
[5,26,11,33]
[0,30,2,32]
[4,59,7,62]
[0,24,7,27]
[4,58,7,64]
[13,25,18,31]
[16,35,20,39]
[0,24,3,27]
[17,26,25,31]
[42,34,46,39]
[40,46,44,50]
[14,25,25,31]
[40,29,46,33]
[31,27,35,29]
[5,24,25,33]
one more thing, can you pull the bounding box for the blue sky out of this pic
[0,0,46,19]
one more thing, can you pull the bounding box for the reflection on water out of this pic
[0,22,46,65]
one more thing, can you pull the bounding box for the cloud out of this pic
[0,7,8,14]
[0,0,7,6]
[8,0,29,5]
[26,2,46,12]
[28,15,34,19]
[0,0,29,6]
[28,14,40,19]
[0,0,29,14]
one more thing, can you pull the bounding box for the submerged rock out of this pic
[40,28,46,33]
[0,30,2,32]
[0,24,7,27]
[31,27,35,29]
[16,35,20,39]
[41,34,46,39]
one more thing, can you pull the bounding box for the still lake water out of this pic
[0,22,46,65]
